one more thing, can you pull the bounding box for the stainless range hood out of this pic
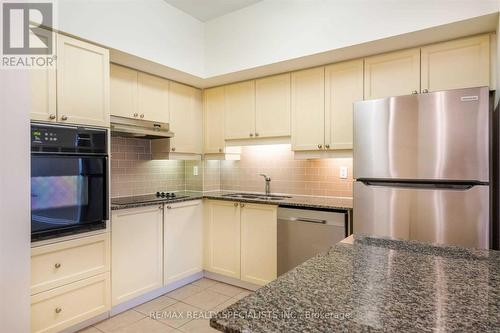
[110,116,174,139]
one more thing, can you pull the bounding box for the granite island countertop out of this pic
[210,235,500,332]
[111,191,352,211]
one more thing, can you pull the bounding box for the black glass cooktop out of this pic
[111,192,189,205]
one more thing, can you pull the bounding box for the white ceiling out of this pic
[164,0,262,22]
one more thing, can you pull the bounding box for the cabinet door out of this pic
[255,73,291,138]
[204,200,241,279]
[110,64,138,119]
[325,59,364,150]
[169,82,203,154]
[203,87,226,154]
[56,34,110,127]
[291,67,325,151]
[164,201,203,285]
[111,206,163,306]
[29,29,56,122]
[421,34,490,92]
[137,72,169,123]
[240,203,277,286]
[364,48,420,99]
[224,81,256,140]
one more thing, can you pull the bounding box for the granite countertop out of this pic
[111,191,352,211]
[210,235,500,332]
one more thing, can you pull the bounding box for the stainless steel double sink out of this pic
[222,193,292,201]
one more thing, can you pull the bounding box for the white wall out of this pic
[57,0,205,77]
[0,71,31,333]
[205,0,500,76]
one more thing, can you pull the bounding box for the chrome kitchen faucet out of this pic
[259,174,271,196]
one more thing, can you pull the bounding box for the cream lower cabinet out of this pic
[204,200,241,279]
[203,86,226,154]
[204,200,277,286]
[164,200,203,285]
[240,203,277,285]
[30,233,110,333]
[56,34,110,127]
[364,48,420,99]
[169,82,203,154]
[421,34,490,92]
[111,205,163,306]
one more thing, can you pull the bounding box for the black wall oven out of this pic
[31,123,108,241]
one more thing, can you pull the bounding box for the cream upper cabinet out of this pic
[204,200,241,279]
[164,200,203,285]
[325,59,364,150]
[29,67,56,123]
[224,80,256,140]
[255,73,291,138]
[110,64,138,119]
[364,48,420,99]
[169,82,203,154]
[203,86,226,154]
[240,203,277,286]
[137,72,169,123]
[56,34,110,127]
[421,34,490,92]
[111,206,163,306]
[291,67,325,151]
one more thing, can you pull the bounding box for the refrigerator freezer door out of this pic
[353,87,489,182]
[353,181,490,249]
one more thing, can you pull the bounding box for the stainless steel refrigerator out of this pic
[353,87,493,250]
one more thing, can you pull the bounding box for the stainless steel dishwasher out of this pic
[277,207,350,275]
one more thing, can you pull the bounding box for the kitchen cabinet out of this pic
[364,48,420,99]
[240,203,277,286]
[169,81,203,154]
[204,200,241,279]
[204,200,277,285]
[31,233,110,295]
[224,80,256,140]
[291,67,325,151]
[31,273,110,333]
[56,34,110,127]
[110,64,138,119]
[255,73,291,138]
[421,34,490,92]
[29,66,56,123]
[111,205,163,306]
[203,86,226,154]
[164,200,203,285]
[137,72,170,123]
[325,59,364,150]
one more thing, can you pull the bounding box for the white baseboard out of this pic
[59,312,109,333]
[203,271,260,291]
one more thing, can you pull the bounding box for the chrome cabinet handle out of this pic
[234,202,238,207]
[240,203,245,207]
[171,147,176,152]
[325,144,330,149]
[412,90,418,94]
[422,89,429,93]
[255,133,259,137]
[61,115,68,121]
[317,144,322,149]
[218,148,223,153]
[166,205,172,209]
[54,263,61,269]
[133,113,138,117]
[49,114,56,120]
[55,307,62,314]
[140,114,144,119]
[249,133,254,137]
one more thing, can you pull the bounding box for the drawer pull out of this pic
[55,307,62,314]
[54,263,61,269]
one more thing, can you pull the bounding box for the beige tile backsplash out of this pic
[111,139,353,198]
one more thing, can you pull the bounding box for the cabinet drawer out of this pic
[31,233,110,294]
[31,273,110,333]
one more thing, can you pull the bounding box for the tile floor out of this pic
[78,278,252,333]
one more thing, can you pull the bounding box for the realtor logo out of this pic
[1,2,55,68]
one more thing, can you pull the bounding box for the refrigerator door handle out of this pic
[360,181,481,190]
